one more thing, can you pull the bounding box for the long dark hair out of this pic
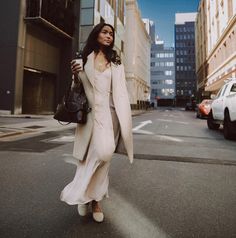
[82,22,121,66]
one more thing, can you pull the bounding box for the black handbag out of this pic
[54,78,91,124]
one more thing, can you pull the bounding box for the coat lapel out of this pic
[84,52,95,87]
[111,63,125,97]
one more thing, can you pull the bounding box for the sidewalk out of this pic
[0,110,148,141]
[0,114,76,141]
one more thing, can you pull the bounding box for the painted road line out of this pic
[155,135,183,142]
[132,120,152,131]
[133,129,154,135]
[50,135,75,143]
[156,118,189,125]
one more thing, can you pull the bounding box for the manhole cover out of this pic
[24,125,45,129]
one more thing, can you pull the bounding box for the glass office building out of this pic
[175,13,197,106]
[150,42,175,107]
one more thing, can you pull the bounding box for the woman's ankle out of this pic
[92,200,102,212]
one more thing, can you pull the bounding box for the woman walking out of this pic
[60,22,133,223]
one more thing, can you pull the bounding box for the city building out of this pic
[124,0,151,109]
[0,0,77,115]
[0,0,125,115]
[175,12,197,106]
[195,0,209,99]
[80,0,125,57]
[143,18,156,43]
[150,41,175,107]
[196,0,236,96]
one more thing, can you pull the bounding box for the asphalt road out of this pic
[0,108,236,238]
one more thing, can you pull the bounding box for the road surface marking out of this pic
[156,135,183,142]
[133,129,154,135]
[132,120,152,131]
[156,118,188,125]
[50,135,75,142]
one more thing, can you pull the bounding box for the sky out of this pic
[137,0,200,46]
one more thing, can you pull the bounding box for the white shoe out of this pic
[92,212,104,223]
[92,201,104,222]
[77,204,89,216]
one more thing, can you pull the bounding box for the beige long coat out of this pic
[72,52,133,164]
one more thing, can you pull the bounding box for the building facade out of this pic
[80,0,125,57]
[124,0,151,109]
[196,0,236,95]
[0,0,125,115]
[195,0,209,99]
[143,18,156,44]
[175,13,197,106]
[150,42,175,107]
[0,0,77,115]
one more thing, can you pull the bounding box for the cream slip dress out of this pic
[60,66,120,205]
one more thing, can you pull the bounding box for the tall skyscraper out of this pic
[150,41,175,107]
[175,13,197,106]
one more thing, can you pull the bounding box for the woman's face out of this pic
[97,25,114,47]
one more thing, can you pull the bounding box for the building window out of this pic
[161,88,174,96]
[165,70,172,76]
[156,53,165,58]
[165,80,173,85]
[160,62,165,66]
[81,8,94,25]
[166,62,174,66]
[81,0,94,8]
[151,71,164,76]
[228,0,233,20]
[151,89,158,96]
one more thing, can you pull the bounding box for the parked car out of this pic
[207,78,236,139]
[196,99,213,118]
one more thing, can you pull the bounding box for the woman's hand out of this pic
[71,60,83,74]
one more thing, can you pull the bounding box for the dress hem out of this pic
[60,193,109,206]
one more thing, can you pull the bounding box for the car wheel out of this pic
[223,111,235,140]
[207,111,220,130]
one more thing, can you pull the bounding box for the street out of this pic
[0,108,236,238]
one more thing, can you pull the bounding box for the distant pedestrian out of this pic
[60,22,133,223]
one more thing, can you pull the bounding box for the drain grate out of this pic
[24,125,45,129]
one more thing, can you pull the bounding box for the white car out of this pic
[207,78,236,139]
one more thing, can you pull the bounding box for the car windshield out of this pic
[230,83,236,92]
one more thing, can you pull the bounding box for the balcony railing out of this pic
[25,0,75,38]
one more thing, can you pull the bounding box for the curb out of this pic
[0,115,52,119]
